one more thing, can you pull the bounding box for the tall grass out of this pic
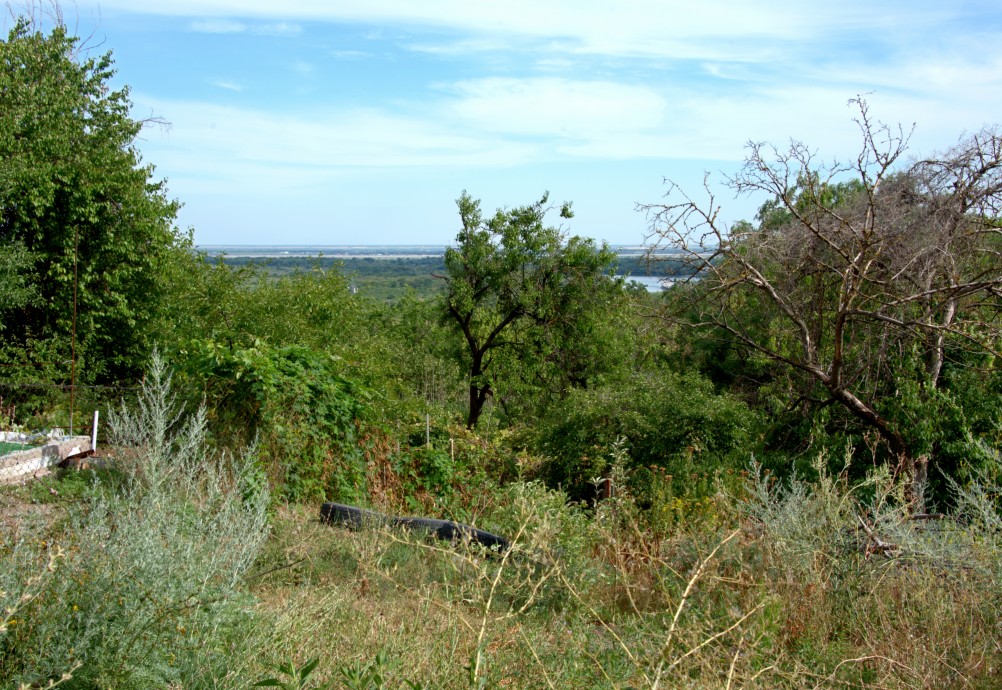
[741,451,1002,687]
[247,446,1001,689]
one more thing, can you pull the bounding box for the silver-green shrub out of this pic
[1,352,270,688]
[743,449,1002,579]
[740,449,1002,685]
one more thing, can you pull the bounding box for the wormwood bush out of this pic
[743,450,1002,687]
[0,353,270,689]
[742,450,1001,580]
[484,481,601,609]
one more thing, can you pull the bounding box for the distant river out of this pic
[619,275,684,291]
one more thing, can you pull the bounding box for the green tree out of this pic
[0,17,183,385]
[0,239,38,328]
[158,253,366,357]
[443,191,619,428]
[642,100,1002,509]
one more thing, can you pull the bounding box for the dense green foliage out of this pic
[442,191,622,428]
[158,253,367,356]
[182,341,371,502]
[0,239,38,329]
[527,370,756,502]
[0,20,184,390]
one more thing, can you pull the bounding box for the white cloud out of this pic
[132,96,540,197]
[209,79,244,92]
[89,1,976,61]
[255,22,302,36]
[188,18,301,36]
[330,50,370,60]
[404,37,516,56]
[134,59,1002,205]
[190,18,246,33]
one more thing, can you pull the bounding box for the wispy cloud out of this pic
[446,78,666,139]
[209,79,243,92]
[133,96,539,191]
[330,50,371,60]
[189,18,301,36]
[404,37,514,56]
[190,18,245,34]
[255,22,301,37]
[100,1,978,61]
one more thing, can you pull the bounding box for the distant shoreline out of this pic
[196,244,658,259]
[196,245,448,259]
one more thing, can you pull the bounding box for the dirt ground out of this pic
[0,483,62,543]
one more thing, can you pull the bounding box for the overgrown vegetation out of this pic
[2,11,1000,689]
[1,354,270,687]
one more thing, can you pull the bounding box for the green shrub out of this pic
[0,353,270,688]
[528,371,757,501]
[182,340,371,502]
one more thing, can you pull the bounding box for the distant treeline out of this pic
[617,254,692,277]
[212,255,445,301]
[212,253,693,301]
[212,253,691,278]
[215,255,442,275]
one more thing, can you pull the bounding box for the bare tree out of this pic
[641,100,1002,510]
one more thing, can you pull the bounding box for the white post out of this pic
[91,410,99,451]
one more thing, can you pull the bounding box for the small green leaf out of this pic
[299,656,320,681]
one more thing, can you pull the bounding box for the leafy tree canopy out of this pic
[443,191,620,428]
[0,17,184,386]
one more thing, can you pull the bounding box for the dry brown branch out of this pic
[724,634,745,690]
[641,98,1002,512]
[810,654,921,690]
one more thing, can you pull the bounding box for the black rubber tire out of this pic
[320,502,510,553]
[319,502,387,529]
[391,516,510,553]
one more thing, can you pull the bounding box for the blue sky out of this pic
[15,1,1002,245]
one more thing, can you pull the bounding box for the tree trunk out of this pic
[828,385,928,513]
[466,349,490,429]
[467,383,490,429]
